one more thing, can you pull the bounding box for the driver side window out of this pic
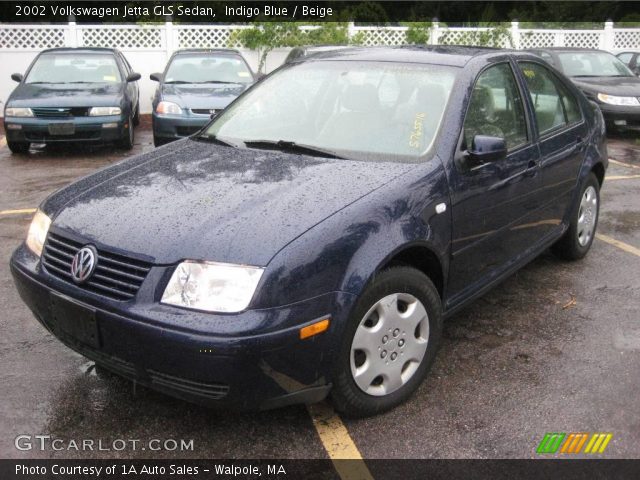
[464,63,528,152]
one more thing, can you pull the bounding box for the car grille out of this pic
[148,370,230,400]
[191,108,218,115]
[42,231,152,301]
[32,107,90,118]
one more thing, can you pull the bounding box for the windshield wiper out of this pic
[193,134,238,148]
[164,80,191,84]
[242,140,345,159]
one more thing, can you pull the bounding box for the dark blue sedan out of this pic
[150,49,256,146]
[10,47,607,417]
[3,47,141,153]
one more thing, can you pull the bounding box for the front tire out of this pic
[7,140,29,154]
[118,115,134,150]
[331,267,442,417]
[132,101,140,126]
[552,172,600,260]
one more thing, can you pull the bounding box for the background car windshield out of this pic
[203,61,457,162]
[557,52,634,77]
[165,55,253,84]
[26,53,122,84]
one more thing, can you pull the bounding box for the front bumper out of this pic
[152,113,210,140]
[597,104,640,129]
[10,243,356,410]
[3,115,127,143]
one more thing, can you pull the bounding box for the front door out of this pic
[447,61,545,305]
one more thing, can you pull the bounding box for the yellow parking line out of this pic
[609,158,640,170]
[0,208,36,216]
[606,175,640,181]
[307,402,374,480]
[597,234,640,258]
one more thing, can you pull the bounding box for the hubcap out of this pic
[577,186,598,247]
[350,293,429,396]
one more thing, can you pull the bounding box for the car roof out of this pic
[293,45,531,67]
[529,47,611,53]
[174,48,242,55]
[40,47,119,55]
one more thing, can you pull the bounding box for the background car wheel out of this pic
[552,172,600,261]
[133,102,140,126]
[331,266,442,417]
[118,115,134,150]
[7,140,29,154]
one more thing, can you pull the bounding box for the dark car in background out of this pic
[284,45,350,64]
[11,47,607,417]
[528,48,640,131]
[3,47,141,153]
[150,49,256,147]
[617,51,640,75]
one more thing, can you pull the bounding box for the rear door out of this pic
[517,61,587,227]
[447,61,546,302]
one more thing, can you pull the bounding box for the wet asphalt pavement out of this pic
[0,123,639,460]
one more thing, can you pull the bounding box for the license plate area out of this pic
[50,293,99,348]
[48,123,75,135]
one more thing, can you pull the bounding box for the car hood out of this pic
[161,83,249,110]
[48,140,415,266]
[570,76,640,96]
[8,83,123,107]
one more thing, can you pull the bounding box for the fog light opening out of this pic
[300,318,330,340]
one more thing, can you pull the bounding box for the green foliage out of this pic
[440,23,513,48]
[402,22,432,45]
[230,22,353,73]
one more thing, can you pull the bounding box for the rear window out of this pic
[26,53,122,84]
[165,54,253,84]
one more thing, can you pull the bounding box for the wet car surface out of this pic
[0,124,639,459]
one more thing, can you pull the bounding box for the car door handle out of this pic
[524,160,538,177]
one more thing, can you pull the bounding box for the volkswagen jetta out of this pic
[11,47,607,417]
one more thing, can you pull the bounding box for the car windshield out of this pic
[201,61,457,162]
[164,54,253,84]
[557,52,634,77]
[25,53,122,84]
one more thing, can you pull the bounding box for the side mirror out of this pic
[11,73,23,82]
[126,72,141,82]
[254,72,266,80]
[150,72,162,82]
[468,135,507,164]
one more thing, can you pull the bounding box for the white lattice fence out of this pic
[0,26,65,50]
[177,26,242,49]
[438,28,512,48]
[519,30,557,48]
[564,31,603,49]
[353,27,407,46]
[81,26,163,49]
[614,29,640,49]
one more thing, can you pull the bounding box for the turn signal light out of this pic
[300,318,330,340]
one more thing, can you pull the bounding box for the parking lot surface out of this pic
[0,124,639,461]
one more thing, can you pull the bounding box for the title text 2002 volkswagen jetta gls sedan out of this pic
[11,47,607,417]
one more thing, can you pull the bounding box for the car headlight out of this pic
[5,107,33,117]
[161,261,264,313]
[596,93,640,106]
[156,101,183,115]
[89,106,121,116]
[26,209,51,257]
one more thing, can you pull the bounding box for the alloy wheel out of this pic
[577,185,597,246]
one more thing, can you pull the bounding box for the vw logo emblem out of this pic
[70,246,97,284]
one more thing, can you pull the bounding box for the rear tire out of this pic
[7,140,29,154]
[118,115,134,150]
[331,267,442,417]
[552,173,600,260]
